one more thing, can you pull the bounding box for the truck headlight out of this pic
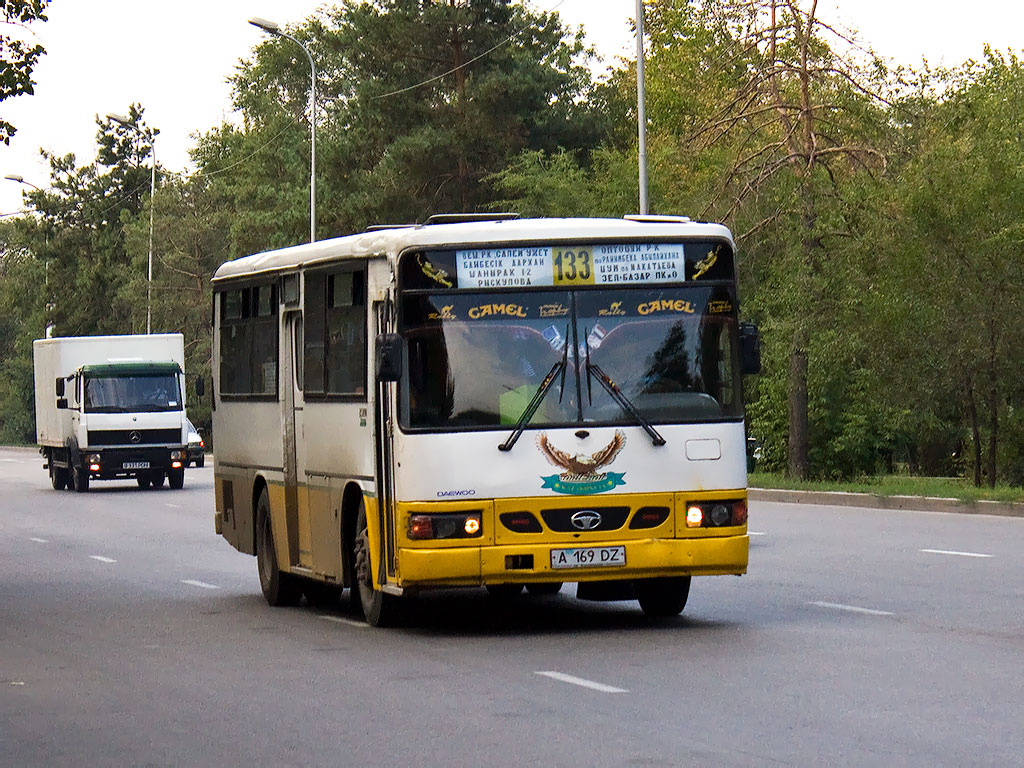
[170,450,183,461]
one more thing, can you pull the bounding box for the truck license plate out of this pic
[124,461,150,469]
[550,545,626,569]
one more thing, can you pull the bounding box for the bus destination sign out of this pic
[455,244,687,288]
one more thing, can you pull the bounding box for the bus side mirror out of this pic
[55,377,65,397]
[195,377,205,399]
[739,322,761,375]
[375,333,403,382]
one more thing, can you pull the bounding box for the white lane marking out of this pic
[920,548,993,559]
[536,671,628,693]
[164,503,182,509]
[749,531,767,536]
[29,537,49,543]
[808,601,893,617]
[181,579,220,590]
[89,556,117,564]
[318,615,367,629]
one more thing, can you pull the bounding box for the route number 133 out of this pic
[552,247,594,285]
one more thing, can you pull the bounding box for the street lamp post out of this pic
[4,174,53,336]
[106,112,156,334]
[635,0,649,215]
[249,16,317,243]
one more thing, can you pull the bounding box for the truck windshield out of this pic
[84,373,182,413]
[399,285,741,430]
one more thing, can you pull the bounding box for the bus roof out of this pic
[212,216,734,284]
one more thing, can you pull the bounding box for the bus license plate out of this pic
[550,546,626,569]
[124,461,150,469]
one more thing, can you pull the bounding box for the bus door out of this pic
[373,298,398,584]
[281,307,310,568]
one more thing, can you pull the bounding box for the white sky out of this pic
[2,0,1022,215]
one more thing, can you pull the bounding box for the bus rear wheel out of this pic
[255,489,301,607]
[353,499,400,627]
[637,576,691,618]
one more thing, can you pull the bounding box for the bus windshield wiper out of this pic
[584,328,666,447]
[498,327,569,452]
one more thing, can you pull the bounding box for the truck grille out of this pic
[87,429,182,446]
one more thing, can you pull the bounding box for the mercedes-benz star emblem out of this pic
[570,510,602,530]
[129,431,141,443]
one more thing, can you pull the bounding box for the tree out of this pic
[1,0,49,143]
[193,0,604,254]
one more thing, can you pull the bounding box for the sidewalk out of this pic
[750,487,1024,518]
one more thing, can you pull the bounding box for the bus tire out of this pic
[637,576,691,618]
[72,464,90,492]
[168,468,184,490]
[255,489,301,607]
[353,499,399,627]
[525,582,562,596]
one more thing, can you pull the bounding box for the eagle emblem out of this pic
[537,430,626,479]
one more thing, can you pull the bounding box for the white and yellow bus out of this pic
[211,215,760,625]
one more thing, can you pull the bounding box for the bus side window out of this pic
[304,272,326,396]
[325,270,366,396]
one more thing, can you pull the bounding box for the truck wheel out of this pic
[151,471,166,489]
[255,489,301,607]
[168,468,184,490]
[72,464,90,492]
[136,475,152,489]
[196,455,205,468]
[353,499,401,627]
[50,465,68,491]
[637,576,691,618]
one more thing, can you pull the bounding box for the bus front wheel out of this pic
[255,489,301,607]
[353,500,400,627]
[637,576,691,618]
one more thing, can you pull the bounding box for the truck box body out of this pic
[33,334,191,491]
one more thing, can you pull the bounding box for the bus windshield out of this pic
[84,373,182,413]
[400,285,741,430]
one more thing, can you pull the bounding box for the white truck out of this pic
[33,334,202,492]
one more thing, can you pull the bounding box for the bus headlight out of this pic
[407,512,483,540]
[685,500,746,528]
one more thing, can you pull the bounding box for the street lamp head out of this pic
[106,112,131,127]
[248,16,281,35]
[5,174,41,190]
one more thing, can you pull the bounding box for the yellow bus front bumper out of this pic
[396,534,748,588]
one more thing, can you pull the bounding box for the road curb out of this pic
[749,488,1024,518]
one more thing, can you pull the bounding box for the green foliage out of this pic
[1,0,1023,493]
[0,0,49,143]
